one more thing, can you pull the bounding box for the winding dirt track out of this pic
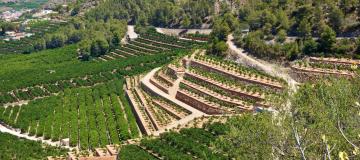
[226,34,298,92]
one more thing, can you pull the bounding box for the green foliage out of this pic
[328,6,345,32]
[303,38,319,55]
[297,18,312,38]
[232,0,360,60]
[214,113,280,159]
[37,19,127,57]
[141,125,227,160]
[85,0,214,28]
[90,37,109,57]
[0,21,19,35]
[0,21,66,54]
[0,80,140,149]
[319,25,337,53]
[0,0,48,10]
[287,78,360,159]
[118,145,157,160]
[0,44,188,93]
[208,41,228,57]
[210,78,360,159]
[276,29,287,43]
[0,132,67,159]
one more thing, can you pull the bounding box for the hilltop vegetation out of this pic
[85,0,214,28]
[229,0,360,60]
[33,18,127,58]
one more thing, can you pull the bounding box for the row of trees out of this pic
[118,145,157,160]
[0,80,139,150]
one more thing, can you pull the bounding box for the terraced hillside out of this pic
[0,31,200,107]
[291,57,359,82]
[0,29,203,158]
[125,75,194,136]
[117,49,286,139]
[96,29,204,62]
[139,50,286,117]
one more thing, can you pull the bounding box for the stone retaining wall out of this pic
[149,78,169,94]
[188,59,284,90]
[184,72,264,101]
[175,91,224,115]
[125,90,152,135]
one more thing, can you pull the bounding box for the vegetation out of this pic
[86,0,214,28]
[2,0,360,159]
[136,77,360,159]
[0,80,139,149]
[0,0,48,10]
[213,78,360,159]
[0,43,189,94]
[0,132,67,160]
[118,145,157,160]
[214,113,279,159]
[0,20,66,54]
[140,124,227,160]
[214,0,360,60]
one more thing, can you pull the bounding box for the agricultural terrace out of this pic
[181,33,209,42]
[125,75,193,136]
[0,80,139,150]
[290,57,359,82]
[0,43,197,106]
[0,21,66,54]
[0,30,204,153]
[141,49,287,116]
[96,29,204,62]
[119,122,227,160]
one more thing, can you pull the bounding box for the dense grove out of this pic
[86,0,214,28]
[0,132,67,160]
[34,19,128,58]
[230,0,360,60]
